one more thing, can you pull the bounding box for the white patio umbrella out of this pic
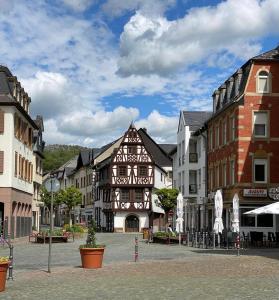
[175,192,184,245]
[244,202,279,215]
[231,193,240,233]
[213,189,224,234]
[213,189,224,248]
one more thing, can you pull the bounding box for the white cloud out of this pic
[59,106,139,137]
[22,72,71,118]
[102,0,175,18]
[136,110,178,143]
[62,0,95,12]
[117,0,279,77]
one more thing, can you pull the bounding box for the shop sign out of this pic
[268,187,279,200]
[243,189,267,197]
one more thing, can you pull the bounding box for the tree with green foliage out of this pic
[58,186,82,226]
[40,186,62,211]
[155,188,179,213]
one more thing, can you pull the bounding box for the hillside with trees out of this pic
[43,144,88,173]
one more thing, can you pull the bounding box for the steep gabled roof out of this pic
[138,128,172,168]
[252,45,279,61]
[76,148,99,169]
[159,144,177,155]
[183,111,212,131]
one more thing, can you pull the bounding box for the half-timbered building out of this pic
[92,125,174,232]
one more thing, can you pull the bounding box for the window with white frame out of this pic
[223,120,227,145]
[215,165,219,187]
[209,129,213,150]
[223,163,227,187]
[230,115,235,141]
[202,167,206,183]
[198,169,201,189]
[230,160,235,185]
[182,140,185,164]
[215,125,219,148]
[211,168,214,189]
[257,70,270,93]
[254,158,267,183]
[253,111,268,138]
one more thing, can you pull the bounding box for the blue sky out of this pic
[0,0,278,146]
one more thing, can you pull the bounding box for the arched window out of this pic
[257,70,270,93]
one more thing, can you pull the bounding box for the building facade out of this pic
[32,116,45,231]
[207,46,279,234]
[92,125,174,232]
[174,111,211,232]
[0,66,42,238]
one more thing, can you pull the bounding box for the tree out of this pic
[58,186,82,226]
[155,188,179,225]
[40,186,62,211]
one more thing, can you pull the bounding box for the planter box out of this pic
[36,236,68,243]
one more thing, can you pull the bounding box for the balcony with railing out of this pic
[189,184,197,194]
[189,153,198,163]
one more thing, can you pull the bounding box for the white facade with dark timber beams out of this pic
[92,125,174,233]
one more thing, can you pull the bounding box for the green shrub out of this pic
[63,224,85,233]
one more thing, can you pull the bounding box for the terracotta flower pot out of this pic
[80,248,105,269]
[0,262,10,292]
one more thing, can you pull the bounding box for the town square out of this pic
[1,0,279,299]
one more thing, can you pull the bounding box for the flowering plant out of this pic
[0,257,9,263]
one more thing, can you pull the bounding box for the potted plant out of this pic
[79,220,105,269]
[0,257,10,292]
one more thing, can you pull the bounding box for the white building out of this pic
[174,111,211,231]
[32,116,45,231]
[0,66,43,238]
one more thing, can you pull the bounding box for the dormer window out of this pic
[257,70,270,93]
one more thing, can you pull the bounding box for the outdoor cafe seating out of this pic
[184,230,279,249]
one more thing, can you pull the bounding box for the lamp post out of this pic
[44,176,60,273]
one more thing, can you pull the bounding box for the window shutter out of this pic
[15,153,17,176]
[0,151,4,174]
[0,110,4,134]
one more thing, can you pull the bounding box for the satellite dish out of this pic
[44,177,60,193]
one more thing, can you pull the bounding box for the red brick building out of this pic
[207,46,279,234]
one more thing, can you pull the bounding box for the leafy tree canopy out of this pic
[155,188,179,213]
[40,186,62,210]
[58,186,82,211]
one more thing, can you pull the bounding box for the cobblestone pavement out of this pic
[1,233,279,299]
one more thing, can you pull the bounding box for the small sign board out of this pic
[269,187,279,200]
[243,189,267,197]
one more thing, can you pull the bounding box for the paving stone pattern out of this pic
[0,233,279,299]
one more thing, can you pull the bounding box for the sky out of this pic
[0,0,278,147]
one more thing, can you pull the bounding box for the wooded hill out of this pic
[43,144,88,173]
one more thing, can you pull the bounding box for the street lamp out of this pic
[44,176,60,273]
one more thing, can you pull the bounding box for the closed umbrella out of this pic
[213,189,224,247]
[232,193,240,256]
[176,192,184,245]
[231,193,240,233]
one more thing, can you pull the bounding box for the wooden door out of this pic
[125,215,139,232]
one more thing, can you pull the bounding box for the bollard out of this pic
[135,236,138,262]
[213,232,215,250]
[236,233,240,257]
[8,244,13,280]
[202,232,205,249]
[187,231,189,247]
